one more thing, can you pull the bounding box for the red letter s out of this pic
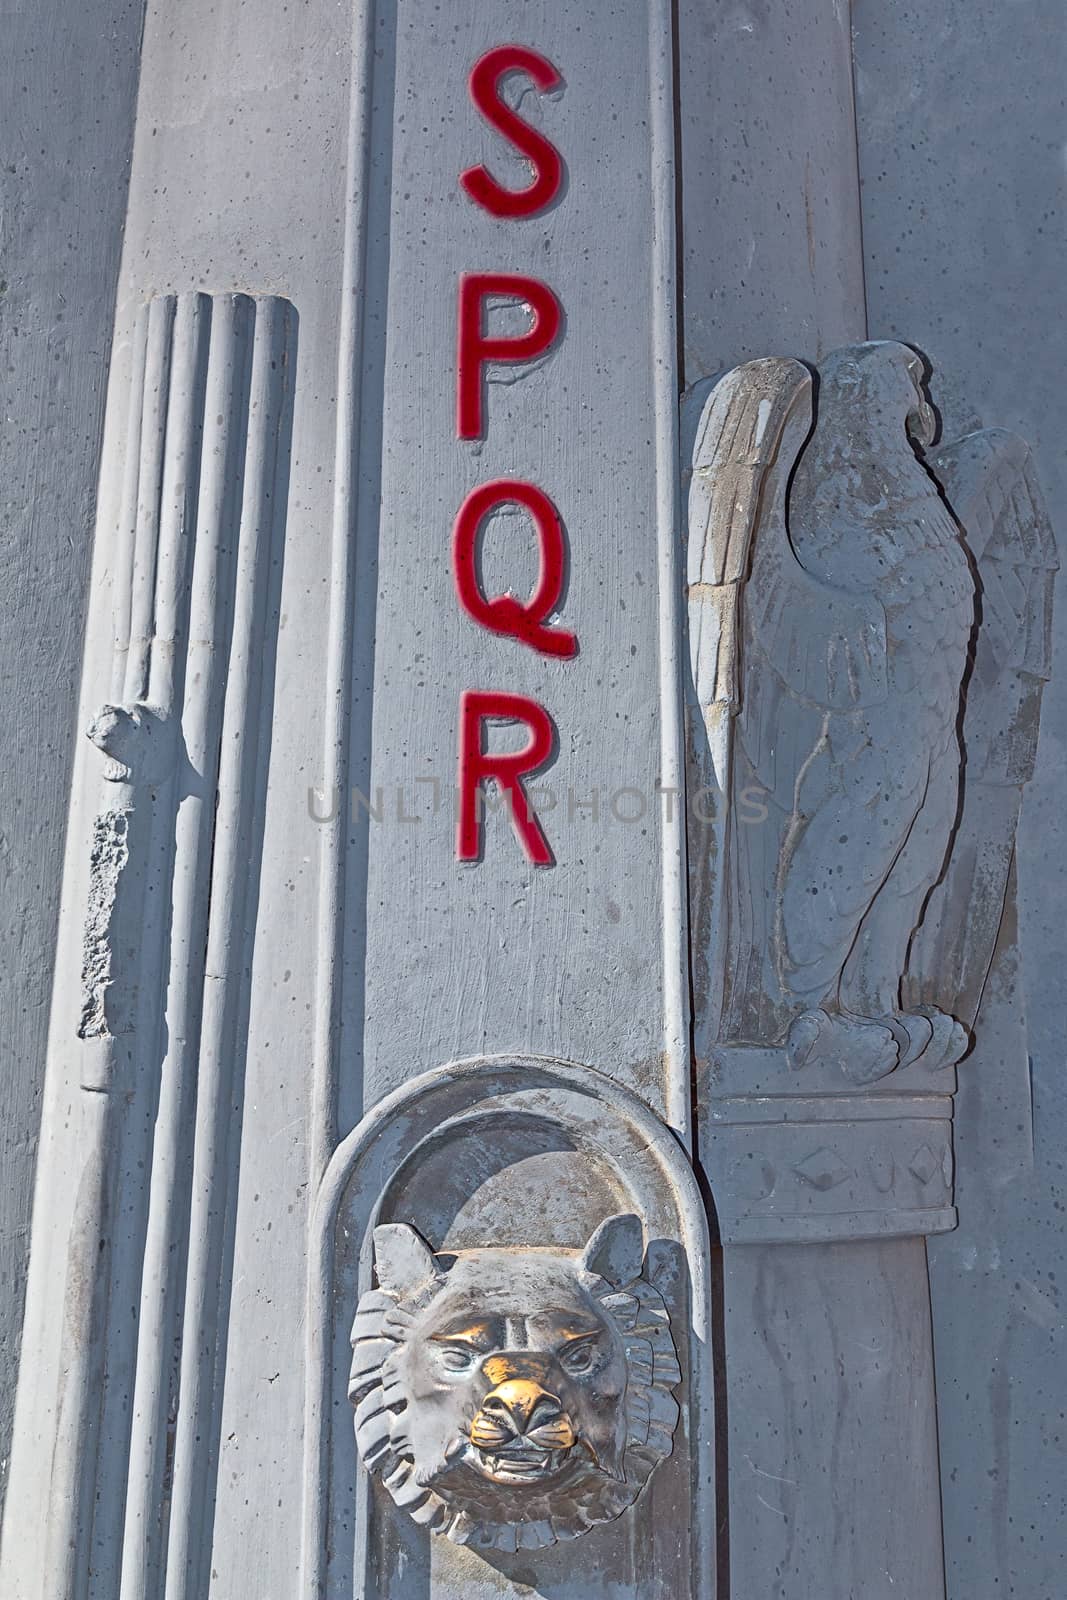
[461,45,564,219]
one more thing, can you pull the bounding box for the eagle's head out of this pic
[817,340,937,450]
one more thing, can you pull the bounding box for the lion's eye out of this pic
[561,1342,597,1375]
[436,1346,477,1373]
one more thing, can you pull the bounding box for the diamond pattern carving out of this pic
[793,1148,851,1191]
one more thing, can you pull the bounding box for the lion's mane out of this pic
[349,1256,680,1551]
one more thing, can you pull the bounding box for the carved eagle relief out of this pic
[686,342,1056,1083]
[907,429,1057,1025]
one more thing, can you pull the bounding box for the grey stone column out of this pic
[0,0,143,1512]
[852,9,1067,1589]
[675,16,954,1593]
[676,333,1035,1599]
[702,1056,953,1599]
[2,3,714,1596]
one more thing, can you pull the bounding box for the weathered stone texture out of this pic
[677,0,867,381]
[853,3,1067,1592]
[0,0,142,1513]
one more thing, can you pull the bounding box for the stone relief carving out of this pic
[350,1211,680,1551]
[687,342,1055,1084]
[42,291,296,1593]
[907,427,1057,1029]
[685,342,1056,1244]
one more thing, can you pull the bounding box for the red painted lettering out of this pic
[456,690,556,865]
[456,272,562,440]
[452,480,577,658]
[461,45,564,219]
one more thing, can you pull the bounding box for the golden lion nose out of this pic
[481,1378,559,1434]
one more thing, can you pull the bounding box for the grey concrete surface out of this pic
[0,0,143,1510]
[854,3,1067,1594]
[0,0,1063,1593]
[1,0,351,1590]
[676,0,867,382]
[723,1239,944,1600]
[347,6,696,1592]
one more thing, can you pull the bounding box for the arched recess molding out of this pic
[301,1056,716,1600]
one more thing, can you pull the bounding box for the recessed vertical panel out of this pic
[357,0,686,1124]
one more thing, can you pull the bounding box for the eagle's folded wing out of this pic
[907,428,1059,1026]
[686,357,815,729]
[685,358,895,1030]
[934,428,1057,704]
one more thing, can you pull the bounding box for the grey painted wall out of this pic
[0,0,1063,1590]
[0,0,143,1506]
[680,3,1067,1593]
[0,0,353,1587]
[677,0,867,382]
[3,4,697,1593]
[854,5,1067,1595]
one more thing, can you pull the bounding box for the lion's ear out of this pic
[372,1223,439,1294]
[579,1213,645,1287]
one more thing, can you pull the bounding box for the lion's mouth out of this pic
[466,1437,572,1485]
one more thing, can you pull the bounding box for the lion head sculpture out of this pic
[349,1212,681,1550]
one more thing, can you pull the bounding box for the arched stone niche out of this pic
[301,1056,716,1600]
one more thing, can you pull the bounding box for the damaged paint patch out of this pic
[79,806,134,1040]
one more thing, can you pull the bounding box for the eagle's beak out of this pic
[903,355,936,447]
[907,396,937,448]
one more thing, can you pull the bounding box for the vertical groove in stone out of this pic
[300,3,377,1595]
[308,0,378,1196]
[115,291,247,1600]
[648,0,693,1150]
[110,303,152,701]
[163,294,297,1600]
[124,295,178,705]
[38,290,295,1600]
[44,290,183,1600]
[844,0,871,340]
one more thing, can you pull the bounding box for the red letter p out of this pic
[456,273,562,440]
